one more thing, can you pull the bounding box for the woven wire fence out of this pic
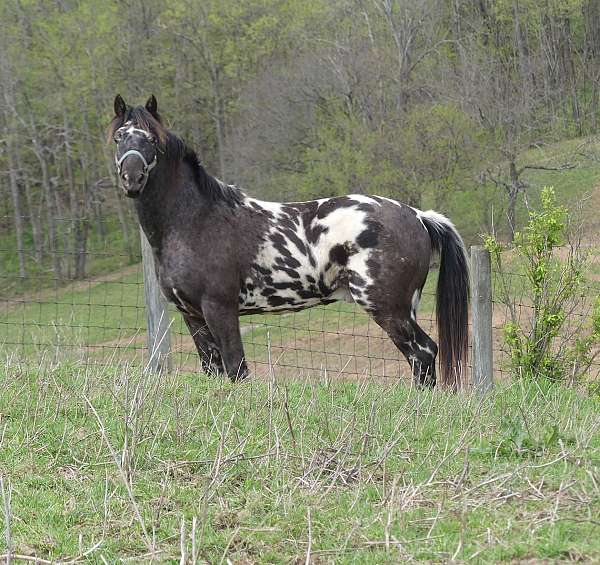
[172,294,442,380]
[0,213,440,381]
[0,214,147,363]
[1,216,598,382]
[490,246,600,382]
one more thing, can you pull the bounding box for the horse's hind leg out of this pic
[182,313,225,376]
[373,313,438,387]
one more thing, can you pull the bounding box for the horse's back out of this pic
[238,193,432,315]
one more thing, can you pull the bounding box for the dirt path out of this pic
[3,263,141,311]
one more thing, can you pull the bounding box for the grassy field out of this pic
[0,267,146,356]
[1,138,599,563]
[0,358,599,563]
[0,215,139,299]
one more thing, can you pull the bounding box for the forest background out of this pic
[1,0,600,291]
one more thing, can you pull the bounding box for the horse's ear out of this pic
[145,95,158,118]
[114,94,127,117]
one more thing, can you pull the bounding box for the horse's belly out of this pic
[239,296,328,315]
[238,283,352,314]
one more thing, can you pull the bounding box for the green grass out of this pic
[0,268,146,356]
[0,358,599,563]
[519,137,600,200]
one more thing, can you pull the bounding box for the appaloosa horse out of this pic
[109,95,469,388]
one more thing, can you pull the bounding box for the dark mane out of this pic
[108,105,243,207]
[182,148,245,208]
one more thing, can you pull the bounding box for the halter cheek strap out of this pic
[115,149,157,175]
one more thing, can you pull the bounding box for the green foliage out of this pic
[297,104,400,200]
[295,101,486,206]
[472,416,572,459]
[399,104,489,207]
[485,187,599,383]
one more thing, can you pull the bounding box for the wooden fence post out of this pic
[470,245,493,393]
[140,227,172,372]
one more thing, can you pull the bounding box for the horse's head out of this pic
[110,94,163,198]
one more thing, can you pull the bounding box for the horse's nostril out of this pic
[137,173,145,183]
[121,172,129,182]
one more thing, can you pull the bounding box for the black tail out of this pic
[420,211,470,390]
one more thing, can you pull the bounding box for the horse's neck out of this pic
[135,194,168,251]
[134,162,202,250]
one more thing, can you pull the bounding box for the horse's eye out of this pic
[114,130,123,142]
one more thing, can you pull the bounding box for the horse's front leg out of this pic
[182,313,224,376]
[201,298,249,381]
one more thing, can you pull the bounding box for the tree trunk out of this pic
[17,151,43,263]
[62,109,92,279]
[6,129,26,278]
[513,1,532,110]
[507,189,518,243]
[33,140,62,282]
[584,0,600,56]
[102,147,135,262]
[210,67,226,179]
[75,152,91,280]
[507,159,520,242]
[559,16,581,134]
[81,113,106,244]
[0,45,26,277]
[52,174,71,280]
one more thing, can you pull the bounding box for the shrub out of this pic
[485,186,600,383]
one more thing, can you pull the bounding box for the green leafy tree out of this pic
[297,104,398,199]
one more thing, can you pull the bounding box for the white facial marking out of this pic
[116,122,154,141]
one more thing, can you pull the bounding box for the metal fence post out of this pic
[140,227,172,372]
[470,245,493,393]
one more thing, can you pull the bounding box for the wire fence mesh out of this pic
[1,215,598,383]
[490,253,600,382]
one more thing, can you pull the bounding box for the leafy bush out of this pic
[485,186,600,383]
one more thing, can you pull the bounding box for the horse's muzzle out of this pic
[120,172,147,198]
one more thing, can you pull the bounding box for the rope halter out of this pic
[115,149,157,176]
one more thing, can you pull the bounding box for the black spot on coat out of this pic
[357,222,380,248]
[329,244,349,265]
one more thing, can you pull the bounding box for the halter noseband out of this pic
[115,149,157,176]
